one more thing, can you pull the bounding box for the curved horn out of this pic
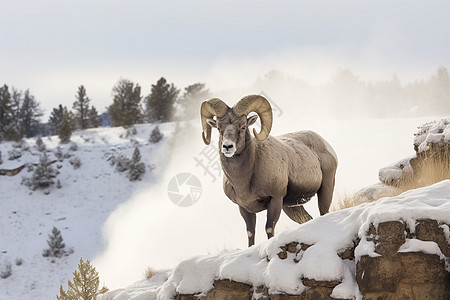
[200,98,230,145]
[232,95,273,141]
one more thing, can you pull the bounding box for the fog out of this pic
[93,65,439,288]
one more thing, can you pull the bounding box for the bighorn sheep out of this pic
[201,95,338,246]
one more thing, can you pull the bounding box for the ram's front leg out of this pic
[265,196,282,239]
[239,206,256,247]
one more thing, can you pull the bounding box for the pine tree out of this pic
[57,258,108,300]
[18,90,43,138]
[127,147,145,181]
[49,105,65,135]
[42,227,66,258]
[59,111,73,143]
[108,79,142,127]
[73,85,91,130]
[0,84,14,142]
[31,153,57,190]
[149,126,163,143]
[87,106,102,128]
[178,83,210,120]
[145,77,179,123]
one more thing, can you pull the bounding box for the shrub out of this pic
[0,261,12,279]
[69,156,81,169]
[8,149,21,160]
[114,153,130,172]
[43,227,66,258]
[15,258,23,266]
[149,126,163,143]
[145,267,158,279]
[69,142,78,151]
[128,147,145,181]
[36,137,46,152]
[57,258,108,300]
[31,153,58,190]
[55,145,63,160]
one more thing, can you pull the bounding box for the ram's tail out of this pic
[283,205,312,224]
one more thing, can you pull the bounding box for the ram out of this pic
[201,95,338,246]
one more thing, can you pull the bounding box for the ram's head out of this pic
[201,95,273,158]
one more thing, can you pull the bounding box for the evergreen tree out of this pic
[127,147,145,181]
[145,77,179,123]
[18,90,43,138]
[9,89,22,133]
[149,125,163,143]
[42,227,66,258]
[178,83,210,120]
[49,105,72,136]
[87,106,102,128]
[0,84,14,142]
[57,258,108,300]
[59,111,73,143]
[108,79,142,127]
[31,153,58,190]
[73,85,91,130]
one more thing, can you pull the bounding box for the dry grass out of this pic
[414,159,450,188]
[331,192,368,211]
[333,150,450,212]
[145,266,158,280]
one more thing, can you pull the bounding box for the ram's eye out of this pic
[241,125,246,130]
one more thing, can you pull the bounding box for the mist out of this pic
[93,64,439,288]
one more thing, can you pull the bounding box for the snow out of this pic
[378,156,414,185]
[0,123,173,300]
[414,117,450,152]
[100,180,450,300]
[398,239,445,259]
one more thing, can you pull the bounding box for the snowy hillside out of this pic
[0,123,173,300]
[100,180,450,300]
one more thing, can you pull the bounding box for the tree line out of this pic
[0,77,210,143]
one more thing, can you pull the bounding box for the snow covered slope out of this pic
[0,124,173,300]
[100,180,450,300]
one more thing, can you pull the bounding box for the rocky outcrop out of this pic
[177,219,450,300]
[357,220,449,299]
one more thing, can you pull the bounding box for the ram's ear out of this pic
[206,118,217,128]
[247,115,258,126]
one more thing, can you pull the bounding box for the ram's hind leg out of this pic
[317,169,336,215]
[239,206,256,247]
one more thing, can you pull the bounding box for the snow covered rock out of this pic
[101,180,450,300]
[377,117,450,189]
[378,156,414,186]
[413,117,450,153]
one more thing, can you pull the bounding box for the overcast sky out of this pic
[1,0,450,118]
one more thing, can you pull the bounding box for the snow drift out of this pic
[101,180,450,300]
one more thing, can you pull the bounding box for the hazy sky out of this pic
[2,0,450,118]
